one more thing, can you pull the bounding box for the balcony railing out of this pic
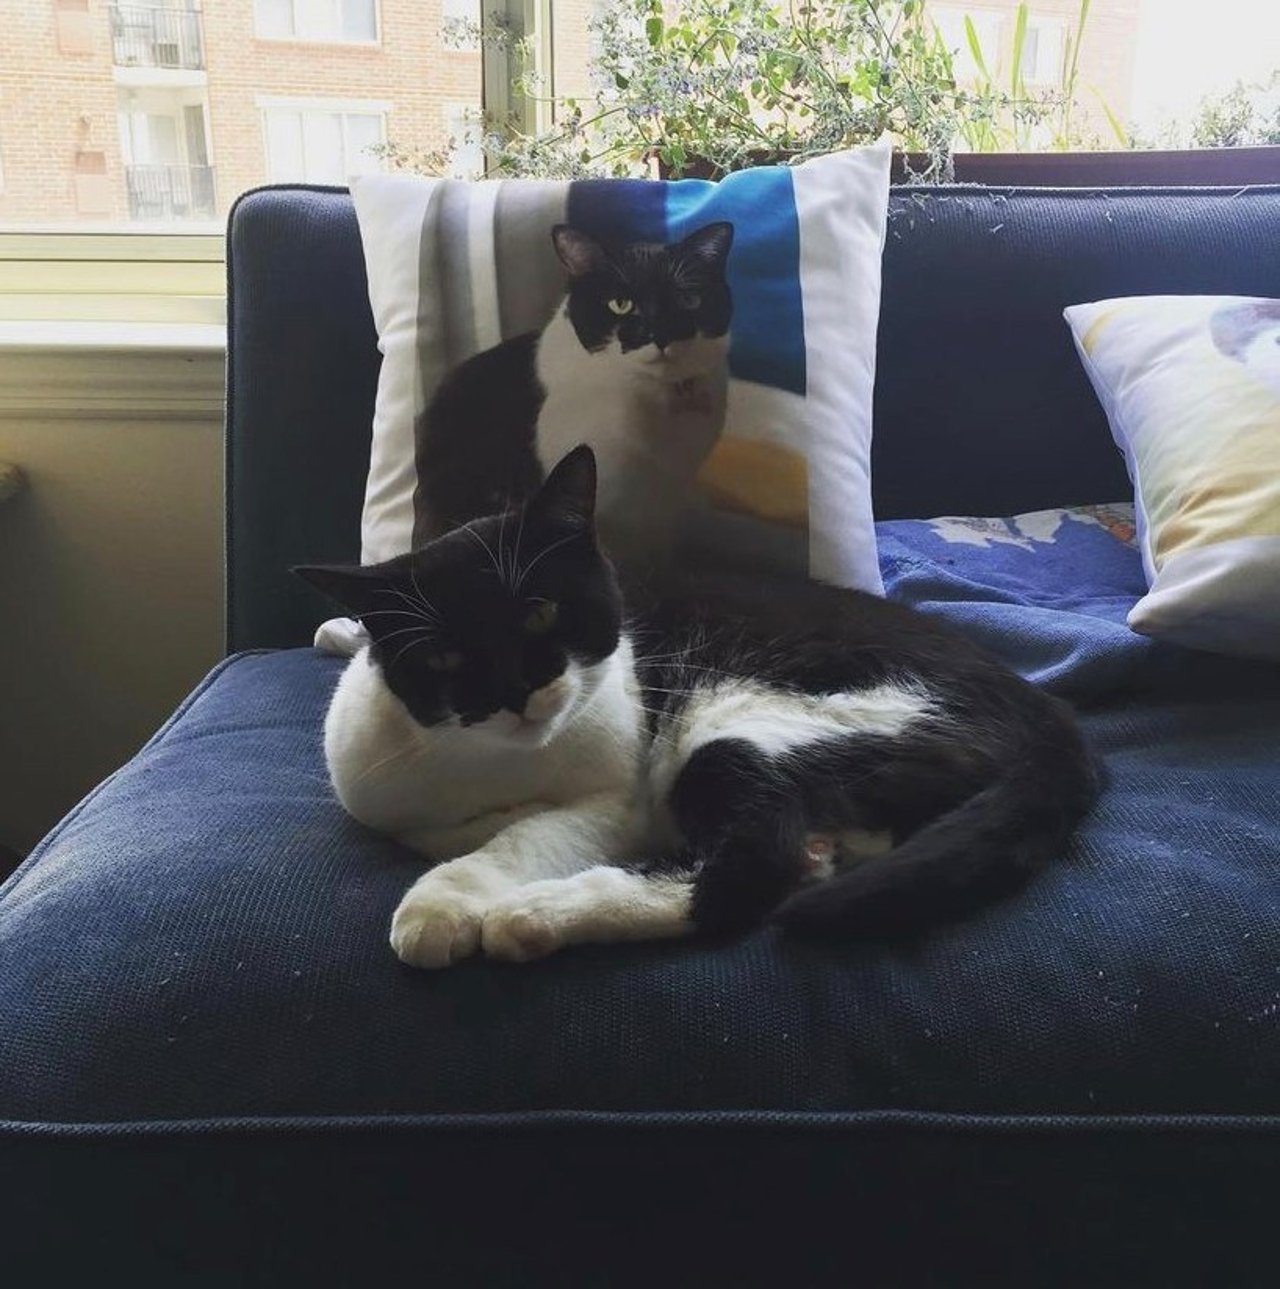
[110,3,205,71]
[125,164,216,221]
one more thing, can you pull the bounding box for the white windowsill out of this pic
[0,321,225,353]
[0,321,226,421]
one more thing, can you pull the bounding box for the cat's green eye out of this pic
[523,601,559,635]
[425,650,463,672]
[607,297,634,316]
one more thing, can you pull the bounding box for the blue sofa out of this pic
[2,183,1277,1285]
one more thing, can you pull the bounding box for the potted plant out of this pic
[378,1,1280,187]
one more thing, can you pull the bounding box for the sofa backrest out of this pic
[227,182,1280,651]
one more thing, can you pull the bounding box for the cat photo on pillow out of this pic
[416,221,735,571]
[1210,298,1280,398]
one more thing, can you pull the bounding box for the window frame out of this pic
[1022,15,1067,88]
[0,1,539,329]
[252,0,382,48]
[256,96,391,186]
[0,229,225,326]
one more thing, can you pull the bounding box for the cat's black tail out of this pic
[773,729,1102,941]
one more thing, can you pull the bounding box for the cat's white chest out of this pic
[533,310,728,564]
[323,649,640,852]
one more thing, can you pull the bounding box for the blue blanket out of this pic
[881,503,1280,702]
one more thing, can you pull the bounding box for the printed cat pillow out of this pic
[419,218,736,572]
[335,144,890,650]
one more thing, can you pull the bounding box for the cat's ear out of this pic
[293,559,406,617]
[529,445,597,532]
[551,225,607,278]
[679,221,734,270]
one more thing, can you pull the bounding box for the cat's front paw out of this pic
[481,885,571,964]
[390,887,486,969]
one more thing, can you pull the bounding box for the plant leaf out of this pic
[964,15,992,84]
[1011,4,1028,97]
[1096,89,1129,147]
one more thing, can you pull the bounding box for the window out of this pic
[255,0,379,44]
[0,0,1276,333]
[441,0,481,27]
[445,104,485,179]
[441,0,481,49]
[1022,17,1065,87]
[260,100,387,184]
[931,6,1005,84]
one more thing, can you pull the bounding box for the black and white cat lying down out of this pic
[297,448,1098,968]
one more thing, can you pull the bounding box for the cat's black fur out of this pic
[412,223,733,544]
[299,458,619,731]
[629,568,1099,938]
[551,221,733,353]
[303,447,1099,942]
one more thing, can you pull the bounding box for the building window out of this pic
[1023,17,1066,87]
[441,0,480,48]
[254,0,379,45]
[118,92,216,221]
[931,6,1005,83]
[261,100,387,184]
[445,103,484,179]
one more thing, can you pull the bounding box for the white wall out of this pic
[0,337,225,855]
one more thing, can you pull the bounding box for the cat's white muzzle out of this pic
[476,671,581,747]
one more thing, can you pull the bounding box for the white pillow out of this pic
[344,146,891,609]
[1064,295,1280,659]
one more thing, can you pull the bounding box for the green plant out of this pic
[936,1,1117,153]
[1123,71,1280,151]
[377,0,1111,182]
[1189,73,1280,148]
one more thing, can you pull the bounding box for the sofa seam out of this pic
[1,1109,1276,1140]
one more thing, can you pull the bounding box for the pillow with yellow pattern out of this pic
[1064,295,1280,659]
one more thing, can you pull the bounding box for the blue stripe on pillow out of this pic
[666,167,806,396]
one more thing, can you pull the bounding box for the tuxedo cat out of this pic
[416,222,734,569]
[298,447,1099,969]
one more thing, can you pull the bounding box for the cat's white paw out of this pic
[481,886,572,963]
[390,887,485,969]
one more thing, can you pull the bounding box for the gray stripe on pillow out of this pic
[437,181,478,370]
[494,180,570,339]
[411,184,451,550]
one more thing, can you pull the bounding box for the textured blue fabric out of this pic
[228,184,1280,651]
[3,526,1277,1126]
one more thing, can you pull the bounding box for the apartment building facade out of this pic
[0,0,487,225]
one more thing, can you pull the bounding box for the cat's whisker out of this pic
[514,532,580,590]
[376,585,441,623]
[373,624,437,646]
[386,634,433,670]
[634,646,712,664]
[497,504,512,589]
[510,501,528,591]
[357,608,437,625]
[460,521,505,583]
[408,563,442,622]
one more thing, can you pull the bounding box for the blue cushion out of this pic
[3,523,1277,1126]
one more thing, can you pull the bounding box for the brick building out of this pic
[0,0,486,225]
[0,0,1138,228]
